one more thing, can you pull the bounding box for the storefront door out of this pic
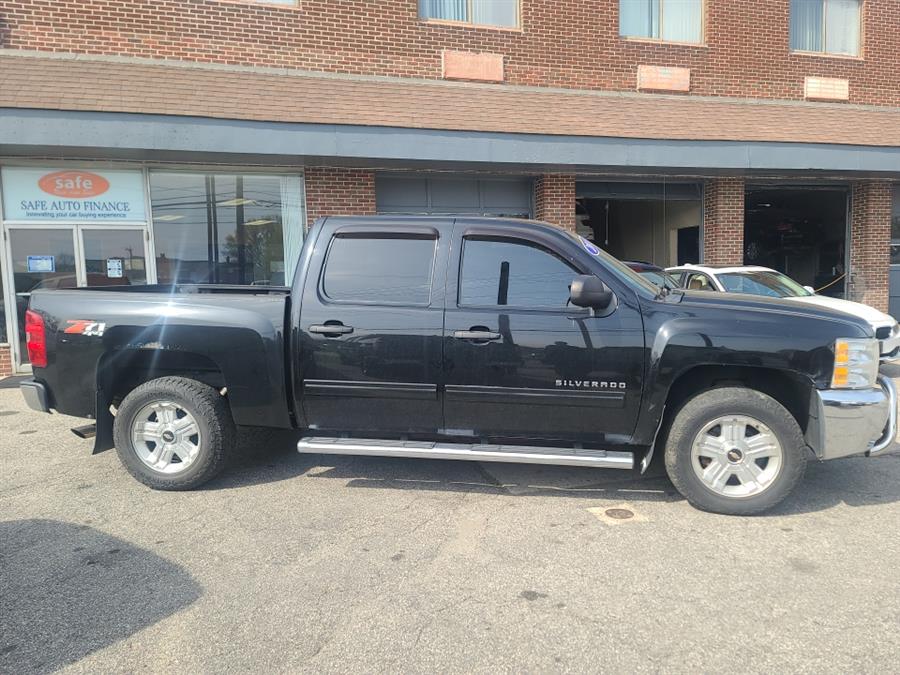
[3,224,151,370]
[1,166,153,372]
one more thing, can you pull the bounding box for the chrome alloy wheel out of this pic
[690,414,783,498]
[130,400,202,474]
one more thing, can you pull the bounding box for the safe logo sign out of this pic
[38,171,110,198]
[0,167,147,222]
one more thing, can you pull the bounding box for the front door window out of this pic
[459,238,577,309]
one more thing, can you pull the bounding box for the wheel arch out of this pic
[664,364,813,434]
[93,348,228,453]
[640,363,814,473]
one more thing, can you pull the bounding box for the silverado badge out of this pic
[556,379,626,390]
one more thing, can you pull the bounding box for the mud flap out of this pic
[641,404,667,474]
[91,387,115,454]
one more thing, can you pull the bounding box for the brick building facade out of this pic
[0,0,898,374]
[2,0,898,104]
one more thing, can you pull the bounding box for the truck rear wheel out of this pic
[664,387,807,515]
[113,376,235,490]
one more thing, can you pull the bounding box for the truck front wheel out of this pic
[664,387,808,515]
[113,376,235,490]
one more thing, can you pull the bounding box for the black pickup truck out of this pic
[20,216,897,514]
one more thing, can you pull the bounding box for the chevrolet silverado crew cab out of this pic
[20,217,897,515]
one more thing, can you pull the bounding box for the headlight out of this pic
[832,338,879,389]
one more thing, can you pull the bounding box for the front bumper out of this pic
[20,378,50,413]
[806,375,897,461]
[879,328,900,362]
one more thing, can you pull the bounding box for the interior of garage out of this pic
[575,182,701,268]
[744,187,848,298]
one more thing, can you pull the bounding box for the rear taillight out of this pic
[25,309,47,368]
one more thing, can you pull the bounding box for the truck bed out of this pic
[27,285,293,431]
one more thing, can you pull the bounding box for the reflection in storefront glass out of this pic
[82,229,148,286]
[8,228,78,365]
[149,173,304,286]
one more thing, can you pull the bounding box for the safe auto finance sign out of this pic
[1,167,146,221]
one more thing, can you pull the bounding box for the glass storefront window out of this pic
[150,172,304,286]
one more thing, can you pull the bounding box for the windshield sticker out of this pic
[580,236,601,256]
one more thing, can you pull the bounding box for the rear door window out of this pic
[322,234,436,305]
[459,237,578,309]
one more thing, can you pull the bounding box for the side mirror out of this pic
[803,285,815,294]
[570,275,613,310]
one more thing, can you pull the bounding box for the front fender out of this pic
[631,301,859,445]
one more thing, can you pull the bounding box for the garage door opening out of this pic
[744,188,848,298]
[575,182,701,268]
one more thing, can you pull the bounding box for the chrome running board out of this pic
[297,436,634,469]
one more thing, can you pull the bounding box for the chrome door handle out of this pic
[309,324,354,335]
[453,330,501,341]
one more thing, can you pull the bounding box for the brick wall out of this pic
[0,345,12,378]
[535,175,575,231]
[1,0,898,106]
[703,178,745,266]
[304,167,376,228]
[848,182,892,312]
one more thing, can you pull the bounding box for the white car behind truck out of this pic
[667,264,900,362]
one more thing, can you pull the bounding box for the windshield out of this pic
[638,269,678,289]
[568,234,660,294]
[717,270,812,298]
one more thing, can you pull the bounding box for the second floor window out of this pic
[419,0,518,28]
[619,0,704,44]
[790,0,861,56]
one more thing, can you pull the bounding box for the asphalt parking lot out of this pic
[1,376,899,674]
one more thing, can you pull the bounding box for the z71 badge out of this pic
[64,320,106,337]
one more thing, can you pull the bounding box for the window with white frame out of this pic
[619,0,704,44]
[790,0,861,56]
[419,0,519,28]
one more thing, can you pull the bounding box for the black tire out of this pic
[113,376,235,490]
[664,386,808,515]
